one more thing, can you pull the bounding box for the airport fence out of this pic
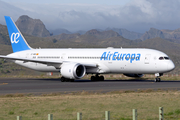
[16,107,164,120]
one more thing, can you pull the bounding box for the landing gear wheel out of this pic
[155,78,161,82]
[70,79,74,82]
[100,76,104,81]
[91,75,105,81]
[65,79,70,82]
[91,76,95,81]
[95,75,100,81]
[61,77,74,82]
[61,77,65,82]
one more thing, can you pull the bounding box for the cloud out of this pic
[1,0,180,33]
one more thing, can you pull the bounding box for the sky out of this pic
[1,0,132,5]
[1,0,180,33]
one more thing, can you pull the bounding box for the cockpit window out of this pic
[164,57,170,60]
[159,57,164,60]
[159,56,170,60]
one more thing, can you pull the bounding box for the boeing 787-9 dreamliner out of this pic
[0,16,175,82]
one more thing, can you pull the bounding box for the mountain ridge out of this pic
[15,15,50,37]
[140,28,180,41]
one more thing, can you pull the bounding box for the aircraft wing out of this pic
[0,55,97,68]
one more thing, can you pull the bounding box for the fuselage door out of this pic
[61,53,66,60]
[144,54,151,64]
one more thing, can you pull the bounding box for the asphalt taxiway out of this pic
[0,78,180,94]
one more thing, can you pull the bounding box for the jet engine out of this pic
[61,63,86,79]
[123,74,144,78]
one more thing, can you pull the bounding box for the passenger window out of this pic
[159,57,164,60]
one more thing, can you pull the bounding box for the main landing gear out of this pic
[61,77,74,82]
[91,74,104,81]
[154,73,163,82]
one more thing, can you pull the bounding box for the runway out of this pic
[0,78,180,94]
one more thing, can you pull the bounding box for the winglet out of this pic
[4,16,32,53]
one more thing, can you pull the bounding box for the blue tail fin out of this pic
[4,16,31,53]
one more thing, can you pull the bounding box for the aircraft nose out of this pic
[167,61,175,71]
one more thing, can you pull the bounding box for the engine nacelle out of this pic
[123,74,144,78]
[61,63,86,79]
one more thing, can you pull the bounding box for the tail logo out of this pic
[11,33,20,44]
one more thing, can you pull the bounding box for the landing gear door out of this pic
[144,54,151,64]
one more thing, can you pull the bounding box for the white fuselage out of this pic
[8,48,175,74]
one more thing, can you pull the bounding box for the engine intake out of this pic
[61,63,86,79]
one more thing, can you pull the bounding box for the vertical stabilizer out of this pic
[4,16,31,53]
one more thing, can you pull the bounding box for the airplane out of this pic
[0,16,175,82]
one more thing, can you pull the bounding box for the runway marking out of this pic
[0,83,8,85]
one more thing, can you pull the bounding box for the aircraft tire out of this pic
[61,77,65,82]
[155,78,158,82]
[70,79,74,82]
[65,79,69,82]
[100,76,104,81]
[91,76,95,81]
[155,78,161,82]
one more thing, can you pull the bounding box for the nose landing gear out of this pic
[155,77,161,82]
[154,73,163,82]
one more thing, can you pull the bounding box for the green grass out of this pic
[0,91,180,120]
